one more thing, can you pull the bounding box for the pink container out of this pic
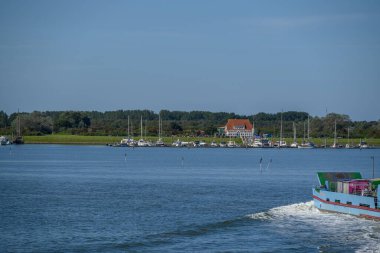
[348,180,370,194]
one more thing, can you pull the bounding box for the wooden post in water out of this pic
[371,156,375,178]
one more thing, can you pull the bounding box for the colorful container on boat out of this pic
[312,172,380,220]
[370,178,380,191]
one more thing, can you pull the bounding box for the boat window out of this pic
[326,198,330,202]
[335,200,340,203]
[359,203,370,208]
[346,201,352,205]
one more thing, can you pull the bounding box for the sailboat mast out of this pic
[334,120,337,146]
[140,116,143,139]
[303,121,306,143]
[293,122,296,143]
[158,113,161,139]
[127,115,130,138]
[307,115,310,140]
[280,110,283,144]
[17,108,21,137]
[145,119,147,139]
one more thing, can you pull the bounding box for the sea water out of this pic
[0,145,379,252]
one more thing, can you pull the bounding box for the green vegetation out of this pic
[0,110,379,145]
[23,135,235,145]
[23,135,121,145]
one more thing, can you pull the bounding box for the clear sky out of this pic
[0,0,379,120]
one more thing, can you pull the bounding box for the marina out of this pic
[110,137,377,149]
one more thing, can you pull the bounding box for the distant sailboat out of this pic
[290,122,298,148]
[274,111,286,148]
[156,113,165,146]
[358,139,369,149]
[210,141,218,147]
[137,116,148,147]
[331,120,342,148]
[298,115,314,149]
[279,110,287,147]
[345,127,351,149]
[120,115,136,146]
[13,109,24,144]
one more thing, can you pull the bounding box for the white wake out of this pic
[247,201,380,253]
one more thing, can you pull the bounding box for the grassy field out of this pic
[24,135,122,145]
[23,135,233,145]
[22,134,380,146]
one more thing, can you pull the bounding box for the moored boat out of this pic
[227,140,237,148]
[155,113,165,146]
[290,122,298,148]
[298,116,314,149]
[13,109,24,144]
[210,141,218,147]
[358,140,369,149]
[297,142,315,149]
[0,136,11,145]
[312,172,380,220]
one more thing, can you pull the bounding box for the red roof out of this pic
[225,119,253,131]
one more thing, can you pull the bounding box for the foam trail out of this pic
[247,201,318,221]
[247,201,380,253]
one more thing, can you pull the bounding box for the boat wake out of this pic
[116,202,380,252]
[248,201,380,253]
[248,201,318,221]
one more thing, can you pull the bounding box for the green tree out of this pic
[0,111,8,128]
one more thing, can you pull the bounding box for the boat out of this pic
[172,139,182,147]
[298,142,315,149]
[251,138,262,147]
[119,138,135,147]
[219,141,227,148]
[277,110,287,148]
[13,109,24,144]
[298,116,314,149]
[345,127,352,149]
[331,120,343,148]
[312,172,380,220]
[359,139,369,149]
[118,116,137,147]
[137,116,149,147]
[155,114,165,147]
[199,140,207,147]
[227,140,237,148]
[210,141,218,147]
[251,135,272,148]
[0,136,11,145]
[262,138,272,147]
[137,139,148,147]
[290,122,298,148]
[181,141,190,147]
[274,140,287,148]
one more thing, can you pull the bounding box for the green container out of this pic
[329,181,337,192]
[370,178,380,191]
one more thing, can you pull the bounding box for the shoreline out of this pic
[4,143,380,149]
[1,135,379,148]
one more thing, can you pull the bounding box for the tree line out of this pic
[0,110,379,138]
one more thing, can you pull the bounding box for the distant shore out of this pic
[11,135,380,147]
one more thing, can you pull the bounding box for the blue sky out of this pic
[0,0,379,120]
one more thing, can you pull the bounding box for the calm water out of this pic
[1,145,379,252]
